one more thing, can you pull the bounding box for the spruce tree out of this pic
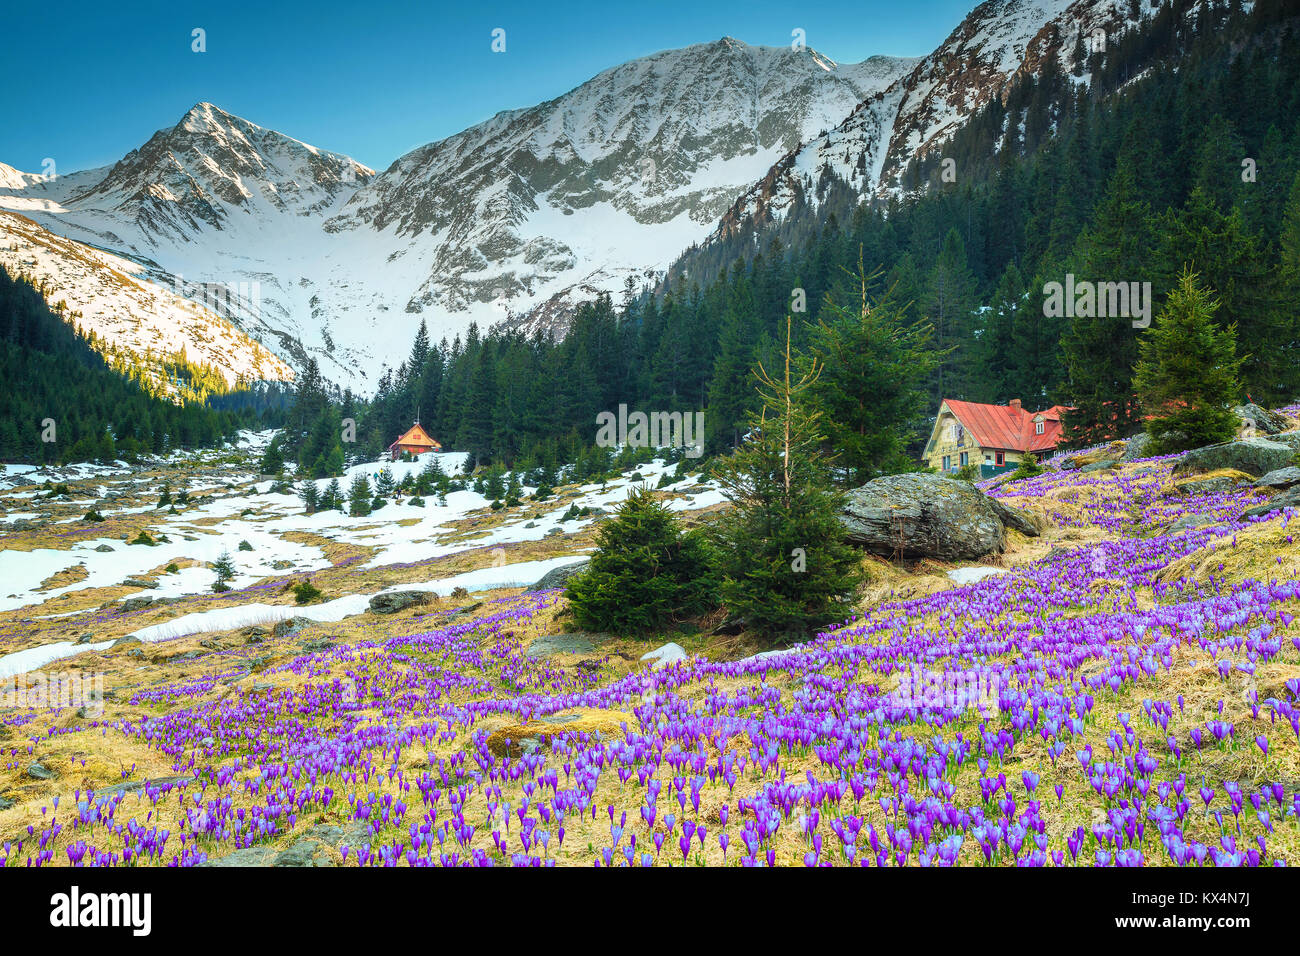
[705,305,759,452]
[259,436,284,476]
[1275,170,1300,400]
[799,261,941,484]
[924,229,978,403]
[322,478,343,511]
[348,474,372,516]
[712,318,864,638]
[211,550,236,593]
[976,261,1025,403]
[1134,270,1243,453]
[1156,187,1294,404]
[566,486,716,634]
[299,479,320,514]
[1060,159,1155,444]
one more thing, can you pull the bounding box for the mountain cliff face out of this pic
[0,104,373,386]
[0,210,295,396]
[324,39,915,332]
[702,0,1154,248]
[68,102,375,241]
[0,43,912,387]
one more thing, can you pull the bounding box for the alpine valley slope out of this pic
[0,41,913,390]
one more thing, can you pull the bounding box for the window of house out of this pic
[1035,421,1044,435]
[960,452,969,467]
[995,451,1005,466]
[942,456,951,471]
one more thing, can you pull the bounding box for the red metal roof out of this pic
[942,400,1069,453]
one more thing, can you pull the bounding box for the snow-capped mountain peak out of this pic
[63,102,376,243]
[0,3,1148,393]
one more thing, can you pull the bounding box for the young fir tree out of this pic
[298,478,320,514]
[712,317,865,638]
[211,550,236,593]
[1133,269,1243,454]
[322,478,343,511]
[504,471,523,507]
[348,474,372,516]
[798,260,942,485]
[565,486,716,634]
[259,437,285,476]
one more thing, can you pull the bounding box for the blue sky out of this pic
[2,0,974,174]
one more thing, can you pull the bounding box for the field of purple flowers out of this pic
[2,454,1298,867]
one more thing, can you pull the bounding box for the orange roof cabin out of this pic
[387,422,441,460]
[923,399,1068,477]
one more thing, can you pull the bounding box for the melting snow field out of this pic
[945,566,1008,586]
[0,430,720,675]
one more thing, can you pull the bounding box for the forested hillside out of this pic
[0,265,284,463]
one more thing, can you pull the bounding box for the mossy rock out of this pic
[1162,469,1254,498]
[1172,438,1293,478]
[485,708,632,759]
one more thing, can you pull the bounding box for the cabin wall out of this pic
[924,411,981,473]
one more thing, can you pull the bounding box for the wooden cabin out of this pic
[387,422,441,460]
[922,399,1068,477]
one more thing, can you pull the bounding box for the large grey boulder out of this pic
[988,497,1046,537]
[1168,474,1250,497]
[839,473,1040,561]
[367,591,433,614]
[1234,404,1291,435]
[527,559,590,591]
[1171,438,1294,479]
[1255,466,1300,490]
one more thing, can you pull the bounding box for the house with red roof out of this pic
[923,399,1068,477]
[387,421,441,460]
